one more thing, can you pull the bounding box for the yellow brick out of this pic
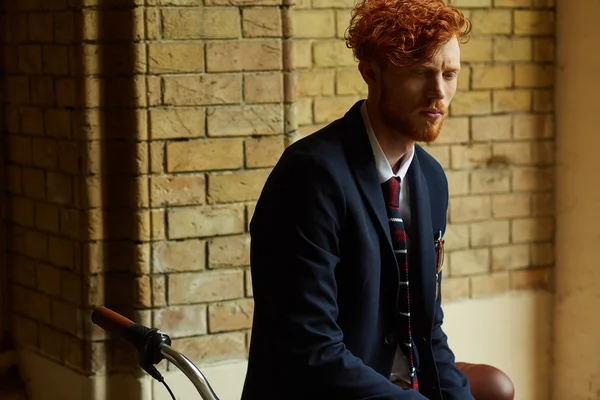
[292,40,312,69]
[242,7,282,38]
[513,113,553,139]
[166,139,243,172]
[451,0,492,5]
[83,9,144,42]
[31,77,54,106]
[18,45,42,74]
[312,0,355,7]
[54,11,75,43]
[47,172,72,205]
[147,0,201,4]
[457,66,470,91]
[154,305,207,338]
[493,193,531,218]
[451,144,492,169]
[83,44,145,75]
[514,64,554,88]
[148,43,205,73]
[449,248,490,276]
[532,0,554,6]
[37,263,61,297]
[533,89,553,112]
[55,78,77,108]
[150,108,205,139]
[23,168,46,199]
[441,277,470,303]
[29,13,54,42]
[162,8,240,39]
[163,74,241,106]
[297,69,335,96]
[460,38,492,63]
[206,40,282,72]
[32,138,58,169]
[150,175,206,206]
[437,117,469,144]
[494,0,531,6]
[471,115,511,141]
[146,8,160,40]
[532,193,553,217]
[336,10,351,38]
[205,0,280,5]
[169,270,244,303]
[13,198,35,227]
[531,141,553,165]
[470,169,510,194]
[21,107,44,134]
[471,272,510,298]
[514,10,554,35]
[422,145,450,169]
[245,136,285,168]
[534,38,554,62]
[167,205,245,239]
[444,223,470,250]
[7,76,30,105]
[296,98,314,125]
[511,268,551,291]
[471,220,510,247]
[313,41,356,67]
[493,142,531,165]
[171,333,246,367]
[514,167,552,194]
[208,169,271,203]
[292,10,335,38]
[471,10,512,35]
[7,166,23,194]
[450,91,491,116]
[153,239,206,273]
[209,235,251,268]
[493,89,531,113]
[313,96,358,123]
[447,171,470,196]
[336,68,367,96]
[43,45,69,75]
[208,299,254,333]
[207,105,283,136]
[531,242,553,266]
[494,37,532,62]
[244,72,284,103]
[449,195,491,223]
[471,65,512,90]
[8,135,32,164]
[512,217,554,243]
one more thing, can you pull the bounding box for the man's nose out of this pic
[427,76,444,100]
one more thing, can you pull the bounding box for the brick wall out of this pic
[0,0,555,394]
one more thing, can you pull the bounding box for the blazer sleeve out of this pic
[250,151,428,400]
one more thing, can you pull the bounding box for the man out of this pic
[242,0,473,399]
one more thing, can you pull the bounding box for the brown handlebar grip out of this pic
[92,306,136,339]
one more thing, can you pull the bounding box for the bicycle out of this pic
[91,306,220,400]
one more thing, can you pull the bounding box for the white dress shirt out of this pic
[360,101,415,385]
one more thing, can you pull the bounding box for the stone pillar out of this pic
[553,0,600,398]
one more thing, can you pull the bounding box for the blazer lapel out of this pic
[341,102,397,271]
[407,150,437,327]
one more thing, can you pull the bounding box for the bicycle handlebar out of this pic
[92,306,153,349]
[91,306,220,400]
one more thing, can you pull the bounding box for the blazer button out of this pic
[384,333,396,346]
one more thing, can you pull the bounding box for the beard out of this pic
[379,88,447,143]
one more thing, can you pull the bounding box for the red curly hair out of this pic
[345,0,471,67]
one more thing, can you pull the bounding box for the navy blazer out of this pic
[242,101,473,400]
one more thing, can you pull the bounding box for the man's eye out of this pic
[443,72,458,79]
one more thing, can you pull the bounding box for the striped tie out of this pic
[382,176,418,391]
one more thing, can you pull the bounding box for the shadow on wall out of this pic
[0,0,147,397]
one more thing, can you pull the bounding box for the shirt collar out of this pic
[360,101,415,185]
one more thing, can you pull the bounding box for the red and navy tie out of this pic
[382,176,418,390]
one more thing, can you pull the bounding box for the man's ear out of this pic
[358,60,378,86]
